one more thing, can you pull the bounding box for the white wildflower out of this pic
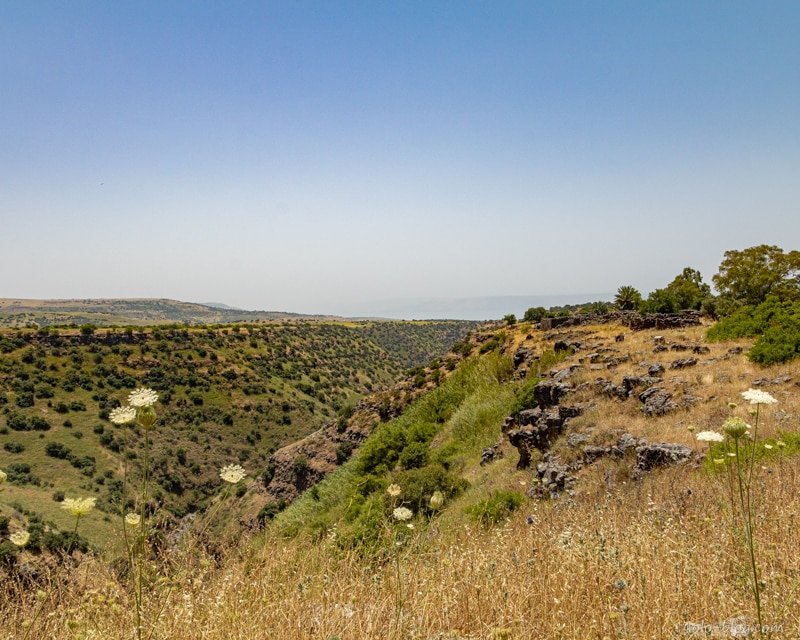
[741,389,778,405]
[219,464,247,484]
[392,507,413,521]
[124,513,141,527]
[695,431,725,443]
[109,406,137,425]
[61,497,96,517]
[10,530,30,547]
[128,388,159,407]
[386,484,401,497]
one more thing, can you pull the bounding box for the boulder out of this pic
[648,363,665,376]
[670,357,698,370]
[634,443,693,471]
[639,387,679,416]
[534,380,573,407]
[506,404,585,468]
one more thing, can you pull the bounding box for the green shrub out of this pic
[335,441,353,464]
[523,307,547,323]
[292,455,308,479]
[30,416,51,431]
[257,498,288,524]
[6,462,40,486]
[509,377,543,416]
[479,335,502,354]
[389,465,469,518]
[45,441,72,459]
[707,297,800,365]
[451,341,473,357]
[14,392,34,408]
[35,383,55,399]
[467,490,525,526]
[399,441,429,470]
[748,323,800,365]
[0,540,19,567]
[356,423,407,476]
[3,442,25,453]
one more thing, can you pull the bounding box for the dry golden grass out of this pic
[3,320,799,639]
[4,458,799,639]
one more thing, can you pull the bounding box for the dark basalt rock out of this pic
[639,387,679,416]
[513,348,532,369]
[634,443,693,471]
[648,363,665,376]
[566,432,590,448]
[505,404,585,468]
[622,375,663,392]
[533,380,573,407]
[670,357,698,370]
[480,440,504,466]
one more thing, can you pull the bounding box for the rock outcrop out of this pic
[504,405,585,469]
[634,443,694,472]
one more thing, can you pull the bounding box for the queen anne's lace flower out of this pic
[125,513,141,526]
[386,484,401,497]
[741,389,778,405]
[219,464,247,484]
[696,431,725,443]
[0,469,6,490]
[109,406,137,425]
[61,497,96,517]
[723,417,750,440]
[10,530,30,547]
[429,491,445,509]
[128,388,159,407]
[392,507,413,521]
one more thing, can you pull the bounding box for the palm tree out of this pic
[614,285,642,311]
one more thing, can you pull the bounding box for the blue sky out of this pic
[2,2,798,319]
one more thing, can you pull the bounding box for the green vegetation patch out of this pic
[707,297,800,365]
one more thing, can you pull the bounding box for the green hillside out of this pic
[0,320,476,548]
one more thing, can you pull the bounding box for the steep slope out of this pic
[269,314,800,544]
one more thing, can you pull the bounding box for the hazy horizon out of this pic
[1,292,614,322]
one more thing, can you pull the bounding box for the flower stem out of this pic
[734,437,763,632]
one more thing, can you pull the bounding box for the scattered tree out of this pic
[713,245,800,309]
[614,286,642,311]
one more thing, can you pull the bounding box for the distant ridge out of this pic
[198,301,244,311]
[0,298,349,328]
